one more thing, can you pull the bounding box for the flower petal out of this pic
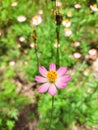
[55,81,67,89]
[37,83,50,93]
[35,76,47,83]
[48,84,57,96]
[58,75,71,83]
[49,63,56,71]
[57,67,67,76]
[39,66,48,77]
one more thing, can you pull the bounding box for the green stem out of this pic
[32,29,40,70]
[34,43,40,69]
[55,0,60,68]
[48,96,54,130]
[45,0,48,4]
[56,25,60,68]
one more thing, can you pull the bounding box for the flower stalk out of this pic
[55,8,62,68]
[49,96,54,130]
[48,0,63,129]
[56,25,60,68]
[32,30,40,69]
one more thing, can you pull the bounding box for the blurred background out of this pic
[0,0,98,130]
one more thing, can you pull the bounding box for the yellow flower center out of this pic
[65,19,69,23]
[93,4,97,8]
[47,71,57,82]
[34,16,38,21]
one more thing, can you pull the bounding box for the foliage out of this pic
[0,65,30,130]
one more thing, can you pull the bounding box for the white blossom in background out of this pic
[90,4,98,12]
[56,1,62,7]
[17,43,21,48]
[11,1,18,7]
[38,10,43,15]
[88,48,97,60]
[62,19,71,28]
[64,28,72,37]
[0,31,2,36]
[30,43,35,48]
[73,41,81,47]
[9,61,16,66]
[19,36,25,42]
[67,11,73,17]
[17,16,26,22]
[87,88,93,93]
[24,61,28,65]
[83,68,90,76]
[88,48,97,56]
[73,52,82,59]
[74,4,81,9]
[31,15,42,26]
[54,42,60,48]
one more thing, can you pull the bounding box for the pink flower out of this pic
[31,15,42,26]
[35,63,71,96]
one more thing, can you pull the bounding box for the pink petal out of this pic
[37,83,50,93]
[49,63,56,71]
[58,75,71,83]
[39,66,48,77]
[57,67,67,76]
[35,76,47,83]
[48,84,57,96]
[55,81,67,89]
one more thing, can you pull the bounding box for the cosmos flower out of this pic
[62,19,71,28]
[88,49,97,56]
[74,4,81,9]
[67,11,73,17]
[56,1,62,7]
[19,36,25,42]
[0,31,2,36]
[73,52,82,59]
[31,15,42,26]
[90,4,98,12]
[74,41,80,47]
[30,43,35,48]
[64,28,72,37]
[35,63,71,96]
[54,41,60,48]
[24,61,28,65]
[72,41,81,47]
[17,16,26,22]
[11,2,18,7]
[38,10,43,15]
[9,61,15,66]
[83,68,90,76]
[88,48,97,60]
[17,43,21,48]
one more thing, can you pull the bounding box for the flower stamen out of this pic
[47,71,57,82]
